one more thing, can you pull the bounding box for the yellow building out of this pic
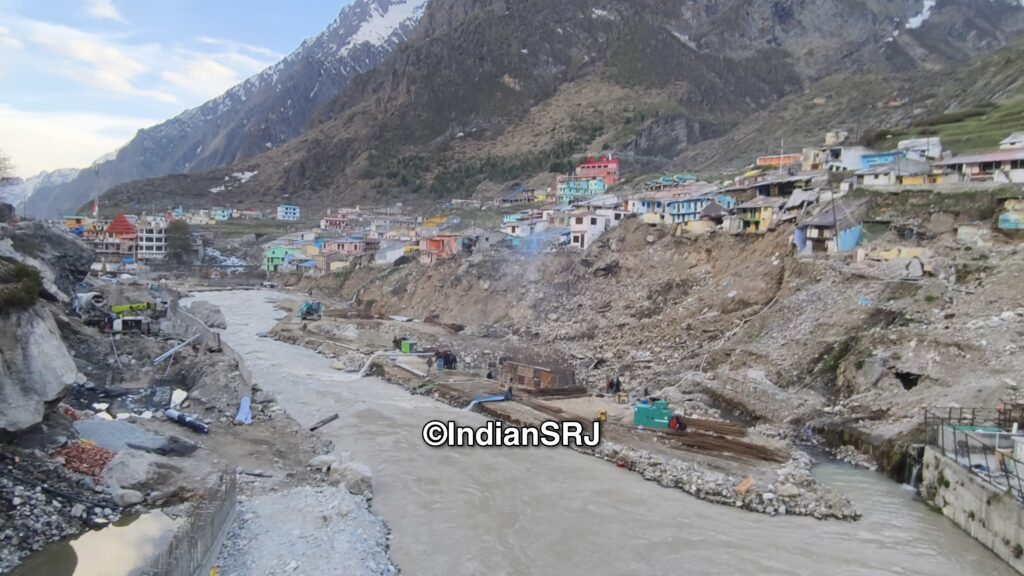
[63,216,96,234]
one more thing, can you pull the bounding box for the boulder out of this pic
[330,462,373,496]
[113,489,144,507]
[0,221,93,302]
[103,451,187,492]
[308,455,339,472]
[188,301,227,329]
[0,305,80,432]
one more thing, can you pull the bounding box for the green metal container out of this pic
[634,401,672,429]
[400,340,416,354]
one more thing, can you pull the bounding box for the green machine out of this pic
[299,301,323,321]
[400,339,417,354]
[634,400,686,431]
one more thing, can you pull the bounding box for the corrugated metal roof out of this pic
[800,199,869,229]
[737,196,787,209]
[935,149,1024,165]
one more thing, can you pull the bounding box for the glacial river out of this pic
[192,290,1012,576]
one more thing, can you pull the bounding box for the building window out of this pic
[590,218,597,225]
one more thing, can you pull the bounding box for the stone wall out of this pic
[920,446,1024,574]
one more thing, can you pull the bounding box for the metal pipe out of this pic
[154,334,200,365]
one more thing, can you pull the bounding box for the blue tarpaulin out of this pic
[234,396,253,425]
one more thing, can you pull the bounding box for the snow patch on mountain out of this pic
[346,0,428,50]
[906,0,937,29]
[0,168,80,208]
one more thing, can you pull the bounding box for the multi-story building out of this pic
[277,205,301,221]
[320,215,349,231]
[211,207,233,222]
[556,176,607,203]
[90,213,137,273]
[569,210,610,250]
[137,221,167,262]
[574,156,620,186]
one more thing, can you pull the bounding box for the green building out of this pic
[262,246,301,273]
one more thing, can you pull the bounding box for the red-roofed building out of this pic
[104,213,137,238]
[89,213,138,273]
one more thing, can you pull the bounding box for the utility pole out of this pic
[829,185,840,254]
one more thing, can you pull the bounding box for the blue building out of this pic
[277,204,301,222]
[794,200,868,254]
[860,150,906,170]
[556,177,607,203]
[666,195,714,223]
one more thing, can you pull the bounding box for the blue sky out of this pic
[0,0,349,177]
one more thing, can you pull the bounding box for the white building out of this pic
[277,204,301,221]
[569,211,611,249]
[1000,132,1024,150]
[898,137,943,161]
[137,223,167,261]
[501,219,548,238]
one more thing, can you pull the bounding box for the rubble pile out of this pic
[0,452,120,572]
[326,213,1024,476]
[588,442,858,519]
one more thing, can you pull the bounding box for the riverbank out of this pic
[187,288,1018,576]
[269,295,861,519]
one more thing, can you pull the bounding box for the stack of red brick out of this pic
[53,442,114,480]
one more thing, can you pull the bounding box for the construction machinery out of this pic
[111,316,154,335]
[299,300,323,321]
[111,302,152,317]
[634,400,687,432]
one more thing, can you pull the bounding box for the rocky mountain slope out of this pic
[24,0,428,218]
[99,0,1024,214]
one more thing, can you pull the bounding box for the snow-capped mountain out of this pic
[26,0,428,218]
[1,168,80,214]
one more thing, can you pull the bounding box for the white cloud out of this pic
[160,48,270,101]
[0,105,157,177]
[16,19,178,103]
[86,0,128,24]
[197,37,282,60]
[0,25,23,50]
[0,17,280,174]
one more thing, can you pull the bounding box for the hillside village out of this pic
[13,1,1024,574]
[57,128,1024,281]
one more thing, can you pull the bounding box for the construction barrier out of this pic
[138,471,237,576]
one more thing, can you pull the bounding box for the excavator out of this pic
[299,301,323,321]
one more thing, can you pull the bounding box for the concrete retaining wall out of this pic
[162,297,252,396]
[921,446,1024,573]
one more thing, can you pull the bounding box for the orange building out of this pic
[574,156,620,186]
[755,153,802,168]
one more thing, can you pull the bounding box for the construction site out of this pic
[4,185,1024,575]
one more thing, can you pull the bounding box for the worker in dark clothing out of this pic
[504,386,514,400]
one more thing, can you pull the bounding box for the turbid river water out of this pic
[191,290,1013,576]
